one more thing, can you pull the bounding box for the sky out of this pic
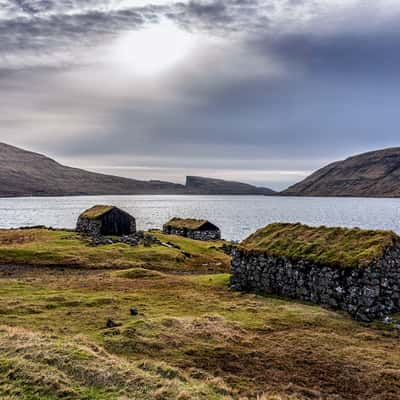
[1,0,399,190]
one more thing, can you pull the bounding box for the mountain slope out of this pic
[186,176,276,195]
[0,143,275,197]
[283,147,400,197]
[0,142,186,196]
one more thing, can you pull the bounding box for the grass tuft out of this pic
[164,218,212,231]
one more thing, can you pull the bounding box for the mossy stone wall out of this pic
[230,245,400,321]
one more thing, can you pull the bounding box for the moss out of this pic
[0,228,230,272]
[187,274,231,288]
[164,218,210,230]
[241,223,398,268]
[79,205,114,220]
[113,268,163,279]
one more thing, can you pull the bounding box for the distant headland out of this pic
[0,142,275,197]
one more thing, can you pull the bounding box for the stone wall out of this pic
[76,217,102,236]
[163,227,221,241]
[230,245,400,321]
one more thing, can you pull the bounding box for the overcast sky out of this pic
[1,0,399,190]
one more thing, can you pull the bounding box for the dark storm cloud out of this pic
[252,30,400,78]
[0,0,309,58]
[1,0,400,188]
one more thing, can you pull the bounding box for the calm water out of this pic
[0,195,400,241]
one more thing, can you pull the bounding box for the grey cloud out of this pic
[252,30,400,79]
[0,1,165,58]
[168,0,268,34]
[11,0,55,14]
[1,0,400,188]
[0,0,314,64]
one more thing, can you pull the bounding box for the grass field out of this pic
[0,229,400,399]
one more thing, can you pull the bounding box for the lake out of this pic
[0,195,400,241]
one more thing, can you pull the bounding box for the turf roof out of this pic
[241,223,398,268]
[164,218,215,230]
[80,205,114,219]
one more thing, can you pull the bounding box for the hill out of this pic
[0,142,274,197]
[283,147,400,197]
[185,175,276,195]
[0,142,184,197]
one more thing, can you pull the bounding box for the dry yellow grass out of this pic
[0,324,229,399]
[1,264,400,399]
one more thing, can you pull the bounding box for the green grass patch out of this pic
[0,228,230,272]
[113,267,164,279]
[241,222,398,268]
[186,273,231,288]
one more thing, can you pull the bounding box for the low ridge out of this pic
[186,176,276,195]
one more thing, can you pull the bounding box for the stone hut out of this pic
[230,223,400,321]
[76,205,136,236]
[163,218,221,241]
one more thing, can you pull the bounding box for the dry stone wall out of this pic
[76,218,102,236]
[230,245,400,321]
[163,227,221,241]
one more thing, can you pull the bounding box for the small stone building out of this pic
[76,205,136,236]
[163,218,221,241]
[230,223,400,321]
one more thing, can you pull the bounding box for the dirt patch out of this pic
[0,229,46,246]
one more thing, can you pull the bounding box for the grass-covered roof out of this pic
[164,218,216,231]
[241,223,398,268]
[80,205,114,220]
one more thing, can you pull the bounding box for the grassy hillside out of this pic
[282,147,400,198]
[0,229,400,399]
[0,229,229,273]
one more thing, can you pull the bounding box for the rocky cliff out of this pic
[283,148,400,197]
